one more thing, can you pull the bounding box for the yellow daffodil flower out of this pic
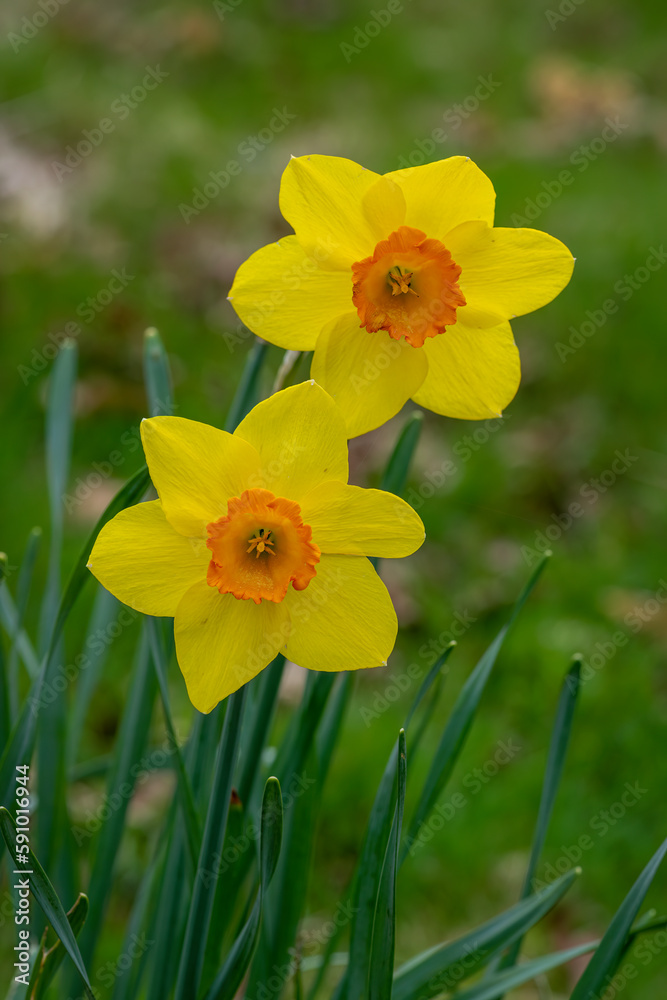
[229,154,575,437]
[87,381,424,713]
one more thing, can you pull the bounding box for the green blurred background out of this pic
[1,0,666,995]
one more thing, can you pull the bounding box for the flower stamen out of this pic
[247,529,276,558]
[388,267,419,297]
[352,225,466,348]
[206,488,320,603]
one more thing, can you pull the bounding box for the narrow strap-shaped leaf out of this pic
[380,411,423,496]
[143,327,174,416]
[248,674,336,994]
[35,343,77,903]
[248,676,339,994]
[76,629,157,969]
[146,616,201,872]
[7,527,42,712]
[521,656,582,896]
[0,807,94,998]
[0,464,151,807]
[111,833,167,1000]
[204,777,284,1000]
[496,657,582,976]
[246,671,342,991]
[0,581,41,680]
[346,741,399,1000]
[144,808,191,1000]
[392,869,579,1000]
[401,554,550,863]
[175,686,248,1000]
[0,633,7,756]
[453,941,598,1000]
[38,338,77,652]
[224,339,269,432]
[250,748,321,998]
[273,671,336,791]
[405,645,454,731]
[201,795,247,989]
[570,837,667,999]
[28,893,89,1000]
[237,654,285,804]
[66,587,122,769]
[316,672,354,784]
[405,646,453,767]
[52,463,151,653]
[369,730,407,1000]
[137,695,209,1000]
[335,648,454,1000]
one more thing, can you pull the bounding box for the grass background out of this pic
[1,0,666,995]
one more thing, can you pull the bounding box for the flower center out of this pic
[206,488,320,605]
[352,225,466,348]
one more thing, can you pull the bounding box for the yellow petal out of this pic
[174,581,290,713]
[310,313,428,438]
[284,555,397,671]
[228,236,353,350]
[279,155,384,268]
[141,416,261,538]
[300,481,424,557]
[413,319,520,419]
[447,222,575,325]
[360,175,406,242]
[233,381,348,500]
[87,500,209,616]
[387,156,496,242]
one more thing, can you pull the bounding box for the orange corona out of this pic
[206,488,320,604]
[352,225,466,348]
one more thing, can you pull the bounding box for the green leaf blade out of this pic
[570,837,667,999]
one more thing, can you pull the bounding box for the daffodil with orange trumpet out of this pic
[87,381,424,713]
[229,154,574,437]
